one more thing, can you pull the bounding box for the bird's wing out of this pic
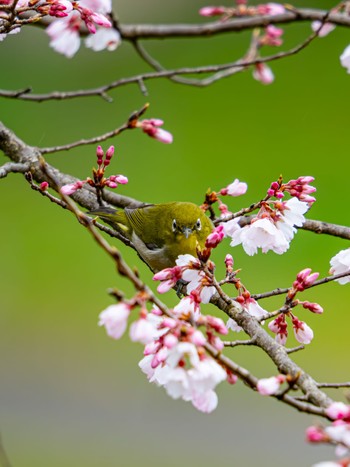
[125,205,164,248]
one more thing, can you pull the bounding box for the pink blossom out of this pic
[245,298,267,320]
[129,315,159,344]
[253,63,274,85]
[341,45,350,73]
[153,265,183,293]
[190,329,206,346]
[163,333,179,349]
[185,270,216,304]
[326,402,350,421]
[85,28,121,51]
[139,339,226,413]
[137,119,173,144]
[46,14,81,58]
[330,249,350,284]
[173,290,201,320]
[219,178,248,197]
[191,390,218,413]
[230,217,289,256]
[98,303,130,339]
[222,218,241,238]
[263,24,283,46]
[276,197,309,241]
[268,314,288,345]
[311,21,336,38]
[257,375,285,395]
[199,6,226,17]
[291,316,314,344]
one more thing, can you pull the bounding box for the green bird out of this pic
[90,202,213,272]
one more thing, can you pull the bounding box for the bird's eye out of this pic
[195,218,201,231]
[172,219,177,232]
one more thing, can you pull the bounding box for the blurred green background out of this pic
[1,0,350,465]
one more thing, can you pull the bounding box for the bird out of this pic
[89,202,213,272]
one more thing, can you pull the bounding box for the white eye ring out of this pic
[195,218,201,230]
[172,219,177,232]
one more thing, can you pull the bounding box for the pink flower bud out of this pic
[105,145,115,161]
[305,425,327,443]
[199,6,226,16]
[301,301,323,314]
[205,225,224,248]
[113,175,128,184]
[225,254,234,268]
[60,180,85,195]
[226,370,238,385]
[137,119,173,144]
[40,181,49,191]
[191,330,206,346]
[96,145,104,165]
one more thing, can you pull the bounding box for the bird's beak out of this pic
[182,227,193,239]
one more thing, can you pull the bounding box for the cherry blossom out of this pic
[291,315,314,344]
[268,314,288,345]
[219,178,248,197]
[85,28,121,51]
[140,341,227,413]
[46,0,114,57]
[98,303,131,339]
[230,217,289,255]
[257,374,286,395]
[330,249,350,284]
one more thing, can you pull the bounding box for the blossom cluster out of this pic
[60,145,128,195]
[307,402,350,466]
[0,0,120,57]
[218,176,316,257]
[267,267,322,346]
[98,290,234,413]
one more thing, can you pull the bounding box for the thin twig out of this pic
[252,271,350,302]
[223,337,258,347]
[317,382,350,388]
[39,122,130,154]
